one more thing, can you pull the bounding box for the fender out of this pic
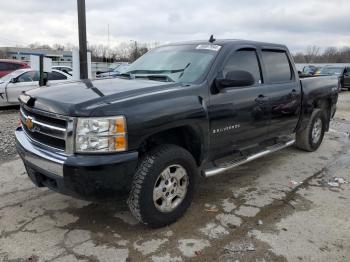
[126,94,209,152]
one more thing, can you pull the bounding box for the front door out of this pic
[209,48,270,159]
[6,71,39,103]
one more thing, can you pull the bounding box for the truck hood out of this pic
[25,78,176,116]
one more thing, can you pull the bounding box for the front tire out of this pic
[296,109,326,152]
[128,144,198,228]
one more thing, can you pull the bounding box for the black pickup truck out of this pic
[15,39,339,228]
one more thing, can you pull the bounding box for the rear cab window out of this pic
[262,50,293,83]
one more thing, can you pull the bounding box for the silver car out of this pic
[0,69,72,107]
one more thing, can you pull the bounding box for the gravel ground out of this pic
[0,107,19,162]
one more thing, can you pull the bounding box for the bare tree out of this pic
[293,52,306,63]
[323,47,338,63]
[52,44,66,51]
[293,45,350,63]
[28,42,52,50]
[304,45,320,63]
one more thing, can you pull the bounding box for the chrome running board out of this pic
[203,140,295,178]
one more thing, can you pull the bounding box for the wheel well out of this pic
[139,126,202,166]
[313,99,332,130]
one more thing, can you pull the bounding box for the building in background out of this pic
[0,47,72,62]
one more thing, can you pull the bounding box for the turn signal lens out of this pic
[115,136,127,151]
[115,117,126,133]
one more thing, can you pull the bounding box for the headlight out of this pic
[75,116,127,153]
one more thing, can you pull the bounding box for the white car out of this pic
[0,69,72,107]
[96,63,130,79]
[52,66,73,76]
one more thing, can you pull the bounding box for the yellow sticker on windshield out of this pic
[196,45,221,51]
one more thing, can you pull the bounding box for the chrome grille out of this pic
[20,105,75,155]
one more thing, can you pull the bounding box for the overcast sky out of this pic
[0,0,349,53]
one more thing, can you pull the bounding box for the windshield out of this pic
[0,69,27,82]
[122,44,221,83]
[320,67,343,75]
[114,64,129,72]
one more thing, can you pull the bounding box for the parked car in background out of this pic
[0,69,72,107]
[314,67,322,75]
[96,63,130,79]
[0,59,29,78]
[320,66,350,90]
[95,62,129,76]
[52,66,73,76]
[302,65,322,76]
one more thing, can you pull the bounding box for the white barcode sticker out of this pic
[196,44,221,51]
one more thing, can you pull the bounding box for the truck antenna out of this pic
[209,34,216,43]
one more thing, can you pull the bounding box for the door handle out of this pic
[290,89,298,98]
[255,94,268,104]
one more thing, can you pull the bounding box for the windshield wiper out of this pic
[126,63,191,75]
[134,74,175,82]
[117,73,134,79]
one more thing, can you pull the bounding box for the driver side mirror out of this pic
[216,70,255,90]
[10,78,18,84]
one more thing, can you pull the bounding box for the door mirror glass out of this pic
[10,78,18,84]
[216,70,255,89]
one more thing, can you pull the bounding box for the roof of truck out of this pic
[165,39,288,50]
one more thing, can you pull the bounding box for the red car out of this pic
[0,60,29,78]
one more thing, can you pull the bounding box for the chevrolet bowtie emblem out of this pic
[26,117,34,130]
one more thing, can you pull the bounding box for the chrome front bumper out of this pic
[16,126,139,200]
[16,128,66,177]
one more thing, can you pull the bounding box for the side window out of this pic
[48,71,67,80]
[262,50,292,83]
[223,50,262,84]
[17,71,39,83]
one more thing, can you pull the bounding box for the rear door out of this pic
[6,71,40,103]
[260,49,301,137]
[209,48,270,158]
[343,67,350,90]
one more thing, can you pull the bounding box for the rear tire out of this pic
[295,109,326,152]
[128,144,198,228]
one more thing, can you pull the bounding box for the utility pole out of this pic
[39,54,45,86]
[108,24,110,48]
[77,0,88,79]
[107,24,110,63]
